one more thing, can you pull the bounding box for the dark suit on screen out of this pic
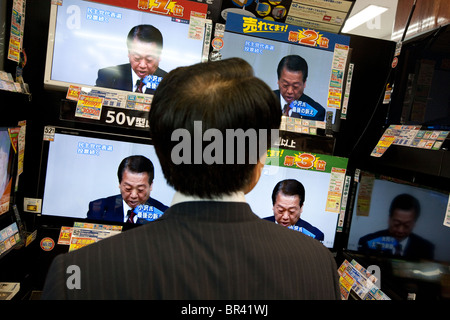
[87,194,168,224]
[95,63,167,94]
[42,201,340,299]
[358,229,434,260]
[274,89,326,121]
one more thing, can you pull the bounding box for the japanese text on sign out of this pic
[283,152,327,171]
[288,29,329,48]
[138,0,184,17]
[88,0,206,20]
[242,17,288,33]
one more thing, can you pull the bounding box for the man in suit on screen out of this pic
[264,179,324,241]
[274,54,326,121]
[358,193,434,260]
[86,155,168,224]
[42,58,340,300]
[95,24,167,95]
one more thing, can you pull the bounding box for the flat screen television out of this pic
[37,126,175,222]
[0,127,21,259]
[0,128,16,217]
[44,0,210,96]
[346,170,450,264]
[219,12,351,128]
[246,148,349,249]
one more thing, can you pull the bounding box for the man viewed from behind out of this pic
[42,58,340,300]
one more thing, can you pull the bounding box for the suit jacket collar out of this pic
[113,64,133,91]
[110,194,125,221]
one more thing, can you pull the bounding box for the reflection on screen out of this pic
[347,172,450,263]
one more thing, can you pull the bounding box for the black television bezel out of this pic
[389,23,450,129]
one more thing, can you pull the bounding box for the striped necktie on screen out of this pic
[282,104,290,116]
[127,210,136,224]
[135,79,145,93]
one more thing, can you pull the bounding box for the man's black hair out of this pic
[118,155,155,185]
[271,179,305,207]
[276,55,308,82]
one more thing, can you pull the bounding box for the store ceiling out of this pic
[343,0,398,41]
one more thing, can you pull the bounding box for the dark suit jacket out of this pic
[358,229,435,260]
[264,216,325,241]
[95,63,167,94]
[275,89,326,121]
[42,201,340,299]
[86,194,168,224]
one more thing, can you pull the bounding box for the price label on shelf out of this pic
[43,126,56,141]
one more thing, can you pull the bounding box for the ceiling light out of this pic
[342,5,389,33]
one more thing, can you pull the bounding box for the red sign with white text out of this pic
[89,0,207,20]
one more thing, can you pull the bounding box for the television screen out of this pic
[246,148,349,249]
[37,126,175,222]
[346,170,450,263]
[0,127,19,217]
[0,127,22,259]
[44,0,210,95]
[219,12,350,127]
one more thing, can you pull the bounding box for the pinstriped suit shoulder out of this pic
[42,201,340,300]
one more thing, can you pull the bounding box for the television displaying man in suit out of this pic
[0,130,12,203]
[264,179,324,241]
[95,24,167,94]
[86,155,168,224]
[358,193,434,260]
[275,54,326,121]
[42,58,340,300]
